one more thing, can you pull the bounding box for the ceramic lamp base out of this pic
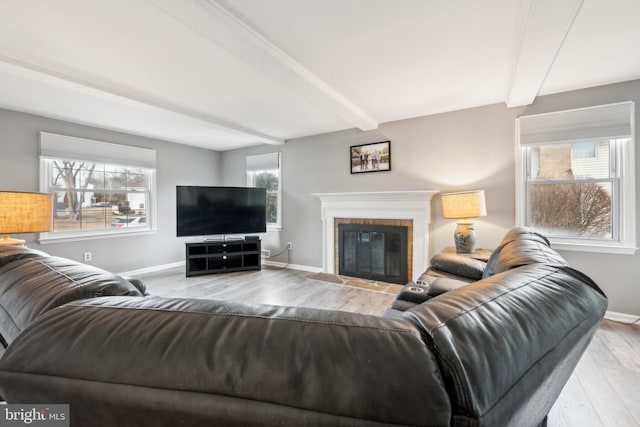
[454,222,476,253]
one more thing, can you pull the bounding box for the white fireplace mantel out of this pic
[312,190,439,281]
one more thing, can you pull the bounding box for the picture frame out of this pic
[350,141,391,174]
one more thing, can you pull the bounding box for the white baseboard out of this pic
[604,311,640,324]
[263,260,323,273]
[118,261,185,277]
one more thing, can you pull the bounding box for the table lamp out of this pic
[0,191,53,246]
[441,190,487,253]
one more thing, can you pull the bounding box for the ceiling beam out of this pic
[146,0,379,131]
[0,53,285,146]
[506,0,584,107]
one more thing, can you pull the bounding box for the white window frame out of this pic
[246,152,282,231]
[515,102,636,255]
[39,132,157,243]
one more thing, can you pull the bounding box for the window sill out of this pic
[39,228,157,244]
[550,240,638,255]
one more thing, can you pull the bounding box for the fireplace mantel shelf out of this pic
[312,190,439,202]
[312,190,439,281]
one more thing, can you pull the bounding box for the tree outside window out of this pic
[253,171,280,225]
[527,142,613,239]
[246,153,282,230]
[46,160,152,233]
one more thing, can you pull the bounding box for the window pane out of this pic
[81,204,110,231]
[266,193,278,224]
[127,173,146,189]
[111,193,146,215]
[52,160,85,188]
[80,164,98,188]
[106,170,128,189]
[52,191,109,232]
[255,171,279,191]
[251,170,280,225]
[572,142,596,159]
[530,141,610,181]
[528,182,612,238]
[110,213,147,229]
[46,159,152,237]
[90,170,106,189]
[126,192,146,213]
[105,163,130,173]
[53,191,75,230]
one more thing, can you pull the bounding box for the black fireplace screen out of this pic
[338,224,408,284]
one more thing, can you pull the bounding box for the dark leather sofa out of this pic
[0,228,607,427]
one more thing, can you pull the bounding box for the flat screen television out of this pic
[176,186,266,237]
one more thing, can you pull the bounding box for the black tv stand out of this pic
[185,238,261,277]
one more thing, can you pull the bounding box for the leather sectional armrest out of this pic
[429,252,487,280]
[422,276,470,298]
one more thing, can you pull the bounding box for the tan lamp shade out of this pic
[441,190,487,254]
[0,191,53,245]
[441,190,487,219]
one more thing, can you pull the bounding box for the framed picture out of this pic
[350,141,391,174]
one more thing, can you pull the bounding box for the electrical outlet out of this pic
[261,249,271,258]
[83,252,92,262]
[287,242,292,249]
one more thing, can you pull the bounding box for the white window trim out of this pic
[515,102,637,255]
[38,133,157,243]
[247,152,282,231]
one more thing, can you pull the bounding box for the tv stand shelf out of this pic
[185,239,261,277]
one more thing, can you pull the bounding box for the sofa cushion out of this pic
[482,227,567,278]
[429,251,486,280]
[0,255,144,349]
[0,296,453,427]
[423,277,470,298]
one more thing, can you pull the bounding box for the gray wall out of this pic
[221,80,640,316]
[221,104,519,267]
[2,78,638,316]
[0,108,221,273]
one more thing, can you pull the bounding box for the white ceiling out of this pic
[1,0,639,151]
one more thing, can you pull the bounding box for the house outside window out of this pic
[571,141,597,159]
[39,133,156,243]
[247,152,282,230]
[516,102,636,254]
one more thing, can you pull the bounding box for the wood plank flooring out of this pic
[138,265,640,427]
[139,265,395,315]
[548,320,640,427]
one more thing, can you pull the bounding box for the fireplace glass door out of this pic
[338,224,408,284]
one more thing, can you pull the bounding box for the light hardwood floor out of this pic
[138,265,640,427]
